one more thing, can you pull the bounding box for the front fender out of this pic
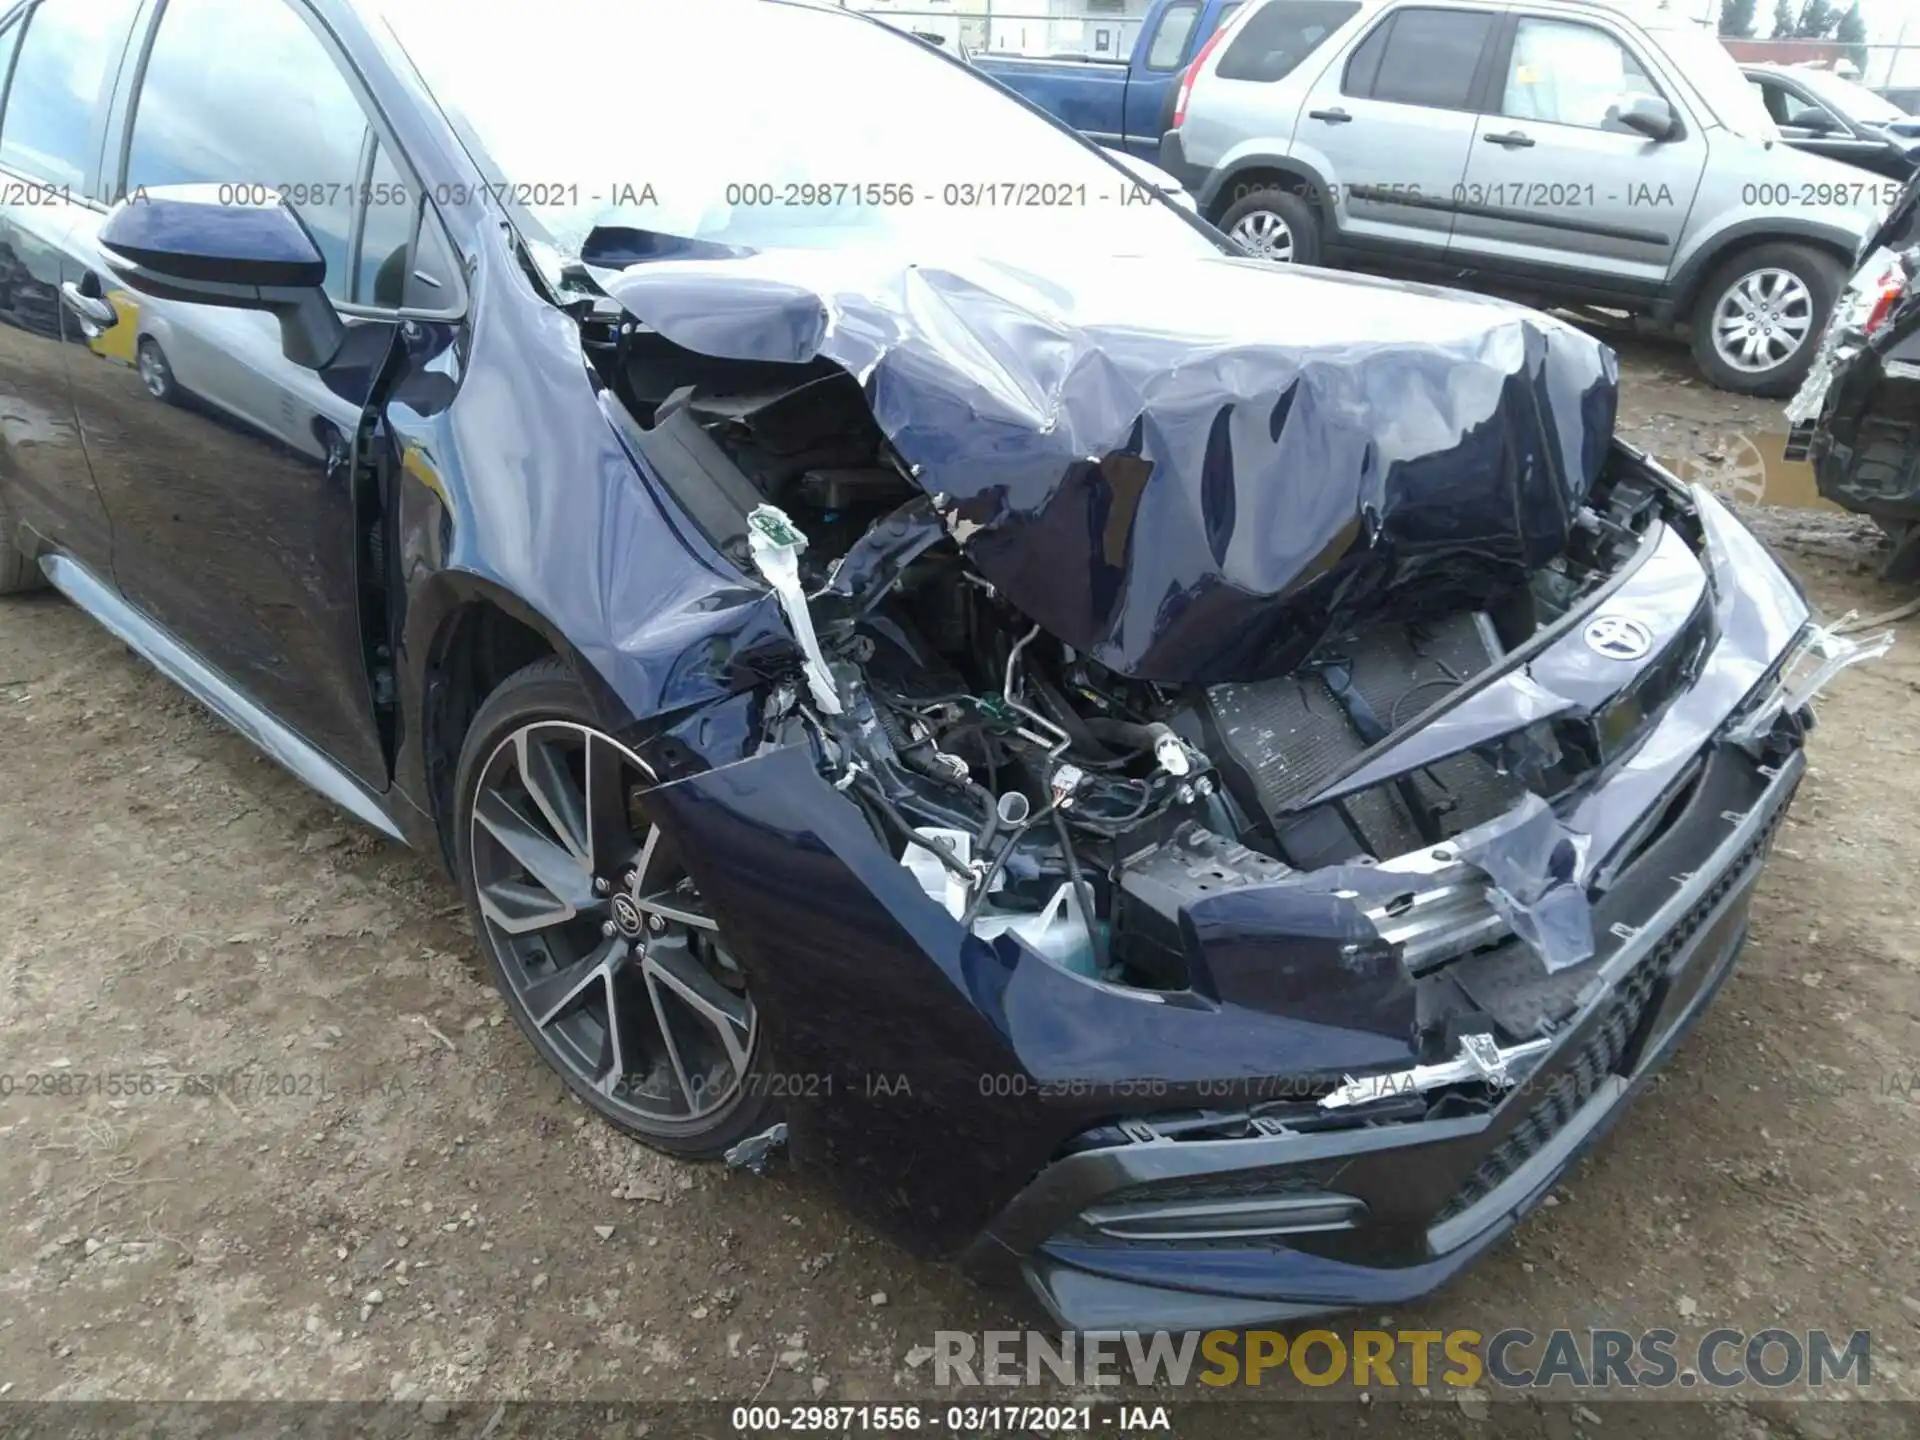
[638,739,1420,1257]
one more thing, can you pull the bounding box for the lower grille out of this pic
[1433,962,1655,1226]
[1435,796,1790,1228]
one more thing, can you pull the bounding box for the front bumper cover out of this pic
[965,742,1798,1329]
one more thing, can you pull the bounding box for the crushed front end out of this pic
[959,470,1884,1325]
[573,246,1889,1328]
[1789,174,1920,578]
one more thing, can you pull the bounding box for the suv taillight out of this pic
[1172,24,1231,128]
[1864,262,1908,336]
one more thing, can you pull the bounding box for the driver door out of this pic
[67,0,440,787]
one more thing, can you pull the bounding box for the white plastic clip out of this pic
[748,506,843,716]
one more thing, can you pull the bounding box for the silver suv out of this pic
[1162,0,1884,395]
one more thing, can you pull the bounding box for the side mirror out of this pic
[98,184,344,369]
[1617,94,1679,142]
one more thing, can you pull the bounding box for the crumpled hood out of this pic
[591,245,1618,683]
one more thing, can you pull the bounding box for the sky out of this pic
[1674,0,1918,38]
[1860,0,1920,45]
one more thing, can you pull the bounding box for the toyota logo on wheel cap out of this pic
[610,892,646,939]
[1584,614,1653,661]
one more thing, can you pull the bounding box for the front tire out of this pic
[453,657,777,1157]
[1219,187,1320,266]
[137,337,177,403]
[1690,243,1842,397]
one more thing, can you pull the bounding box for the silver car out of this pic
[1162,0,1884,395]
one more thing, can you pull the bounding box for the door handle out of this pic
[1307,107,1353,124]
[1482,130,1535,148]
[59,281,118,333]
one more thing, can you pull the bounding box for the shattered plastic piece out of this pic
[1788,246,1897,425]
[724,1121,789,1174]
[1319,1031,1552,1110]
[1457,793,1596,974]
[1728,613,1894,749]
[747,506,841,715]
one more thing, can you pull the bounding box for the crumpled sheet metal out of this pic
[1334,484,1820,976]
[590,245,1619,683]
[1456,793,1596,973]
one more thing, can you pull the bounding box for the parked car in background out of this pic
[972,0,1247,160]
[1744,63,1920,180]
[1789,171,1920,578]
[1162,0,1883,396]
[1881,87,1920,118]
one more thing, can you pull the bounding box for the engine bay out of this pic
[589,317,1674,997]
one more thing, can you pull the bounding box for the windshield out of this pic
[1793,67,1908,124]
[376,0,1216,265]
[1654,27,1780,140]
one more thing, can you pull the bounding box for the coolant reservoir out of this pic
[899,831,1098,977]
[972,884,1098,978]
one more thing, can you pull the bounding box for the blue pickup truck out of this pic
[971,0,1245,160]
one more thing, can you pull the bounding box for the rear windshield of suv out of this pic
[1215,0,1359,82]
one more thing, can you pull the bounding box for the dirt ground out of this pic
[3,333,1920,1428]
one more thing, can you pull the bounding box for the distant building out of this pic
[984,0,1151,57]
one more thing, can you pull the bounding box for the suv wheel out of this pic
[1220,188,1320,266]
[454,657,778,1158]
[0,485,45,595]
[137,337,176,403]
[1690,243,1842,397]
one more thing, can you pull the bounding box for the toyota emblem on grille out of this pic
[1584,614,1653,661]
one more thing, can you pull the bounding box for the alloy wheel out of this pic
[468,720,756,1135]
[1229,209,1295,263]
[138,340,171,399]
[1710,267,1814,375]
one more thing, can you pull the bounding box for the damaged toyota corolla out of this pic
[3,0,1890,1330]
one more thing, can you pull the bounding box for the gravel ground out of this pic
[2,333,1918,1431]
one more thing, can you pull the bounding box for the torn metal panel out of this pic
[1456,793,1595,974]
[1302,517,1712,809]
[589,245,1619,683]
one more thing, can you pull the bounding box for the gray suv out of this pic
[1163,0,1885,395]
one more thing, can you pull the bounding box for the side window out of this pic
[1771,84,1838,132]
[1751,77,1789,126]
[1346,8,1492,110]
[125,0,368,302]
[0,0,141,189]
[1501,17,1661,132]
[357,139,456,312]
[1144,2,1200,70]
[1342,16,1388,95]
[356,140,412,307]
[1215,0,1360,84]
